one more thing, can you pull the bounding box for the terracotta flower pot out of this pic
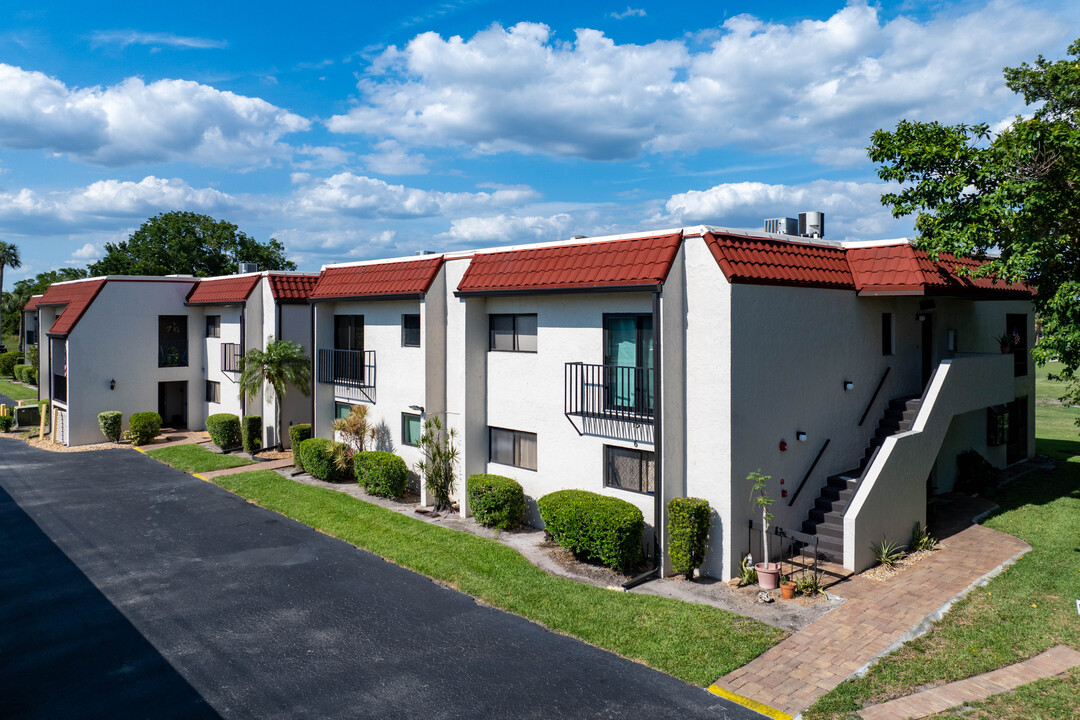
[781,581,797,599]
[755,561,780,590]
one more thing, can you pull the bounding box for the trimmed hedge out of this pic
[354,451,408,498]
[23,365,37,385]
[0,351,19,378]
[467,474,526,530]
[241,415,262,454]
[13,364,30,383]
[206,413,241,450]
[538,490,644,572]
[0,415,12,432]
[128,412,162,446]
[97,411,123,443]
[298,437,352,482]
[668,497,711,579]
[289,424,312,467]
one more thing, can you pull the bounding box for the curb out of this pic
[192,473,210,483]
[708,684,793,720]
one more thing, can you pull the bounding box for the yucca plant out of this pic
[796,572,826,596]
[331,403,376,453]
[909,521,938,552]
[871,538,907,568]
[415,415,459,512]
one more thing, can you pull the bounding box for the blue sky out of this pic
[1,0,1077,281]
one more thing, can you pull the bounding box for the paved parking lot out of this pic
[0,438,761,719]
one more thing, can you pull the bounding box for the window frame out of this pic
[205,380,221,404]
[488,313,538,353]
[603,444,655,495]
[488,426,538,471]
[402,314,421,348]
[334,402,354,420]
[206,315,221,339]
[401,412,422,446]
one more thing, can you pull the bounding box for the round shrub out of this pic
[128,412,162,446]
[205,413,241,450]
[241,415,262,454]
[13,364,30,383]
[289,423,312,468]
[667,497,711,579]
[0,415,13,432]
[97,411,123,443]
[537,490,644,572]
[298,437,352,482]
[467,474,526,530]
[354,451,408,498]
[0,351,20,378]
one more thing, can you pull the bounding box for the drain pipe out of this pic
[623,287,664,591]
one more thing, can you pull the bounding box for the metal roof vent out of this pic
[414,250,435,256]
[764,218,798,235]
[799,212,825,238]
[238,262,258,274]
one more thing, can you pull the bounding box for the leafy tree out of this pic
[0,242,20,339]
[238,337,311,449]
[870,39,1080,429]
[89,211,296,277]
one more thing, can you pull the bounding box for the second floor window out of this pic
[206,315,220,338]
[489,314,537,352]
[402,314,421,347]
[335,315,364,351]
[159,315,188,367]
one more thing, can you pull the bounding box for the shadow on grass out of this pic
[0,483,219,720]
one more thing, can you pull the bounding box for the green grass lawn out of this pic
[805,367,1080,719]
[211,469,785,686]
[147,443,255,473]
[0,378,38,401]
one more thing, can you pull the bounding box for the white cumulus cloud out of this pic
[438,213,574,244]
[0,63,310,166]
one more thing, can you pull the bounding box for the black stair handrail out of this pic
[858,367,891,426]
[788,438,830,506]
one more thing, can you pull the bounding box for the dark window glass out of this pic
[159,315,188,367]
[335,402,354,420]
[489,427,537,470]
[206,315,220,338]
[334,315,364,351]
[604,445,655,494]
[402,413,422,446]
[489,314,537,352]
[206,381,220,403]
[402,314,421,347]
[881,313,894,355]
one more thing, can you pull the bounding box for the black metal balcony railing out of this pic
[318,348,376,388]
[222,343,242,373]
[565,362,654,423]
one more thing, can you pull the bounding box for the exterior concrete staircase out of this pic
[802,396,922,561]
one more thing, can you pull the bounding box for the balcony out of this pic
[318,348,376,403]
[159,344,188,368]
[565,362,654,441]
[222,343,241,373]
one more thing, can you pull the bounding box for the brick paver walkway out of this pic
[858,645,1080,719]
[716,523,1031,716]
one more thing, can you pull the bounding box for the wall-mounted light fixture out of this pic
[796,431,807,442]
[843,380,855,391]
[408,404,425,414]
[109,379,116,391]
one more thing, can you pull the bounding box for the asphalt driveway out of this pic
[0,438,762,719]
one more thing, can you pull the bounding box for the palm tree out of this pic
[238,337,312,450]
[0,242,20,345]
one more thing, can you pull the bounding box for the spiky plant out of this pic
[332,403,376,454]
[415,415,459,512]
[871,538,907,568]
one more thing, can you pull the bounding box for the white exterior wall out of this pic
[61,280,199,446]
[200,305,245,423]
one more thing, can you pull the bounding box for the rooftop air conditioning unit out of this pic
[764,218,799,235]
[238,262,258,274]
[799,212,825,238]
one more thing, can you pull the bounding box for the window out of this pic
[402,314,421,347]
[402,412,422,446]
[335,402,354,420]
[603,314,654,414]
[334,315,364,351]
[206,380,220,403]
[206,315,220,338]
[489,314,537,352]
[489,427,537,470]
[1006,314,1027,377]
[881,313,894,355]
[159,315,188,367]
[604,445,655,494]
[25,329,35,346]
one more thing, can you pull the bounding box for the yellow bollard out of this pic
[38,407,46,440]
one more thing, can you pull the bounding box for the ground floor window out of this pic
[402,412,422,446]
[489,426,537,470]
[206,380,220,403]
[604,445,655,494]
[335,402,354,420]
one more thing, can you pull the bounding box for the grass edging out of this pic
[146,443,255,473]
[211,469,785,686]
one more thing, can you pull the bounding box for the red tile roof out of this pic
[706,233,854,290]
[23,294,43,311]
[847,244,1029,296]
[310,256,444,300]
[186,275,261,305]
[268,273,319,302]
[36,280,108,337]
[456,233,682,295]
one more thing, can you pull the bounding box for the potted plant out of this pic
[749,469,781,589]
[780,576,797,600]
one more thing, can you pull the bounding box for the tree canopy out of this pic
[870,39,1080,424]
[89,211,296,277]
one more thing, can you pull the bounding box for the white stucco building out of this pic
[310,225,1033,577]
[30,270,318,449]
